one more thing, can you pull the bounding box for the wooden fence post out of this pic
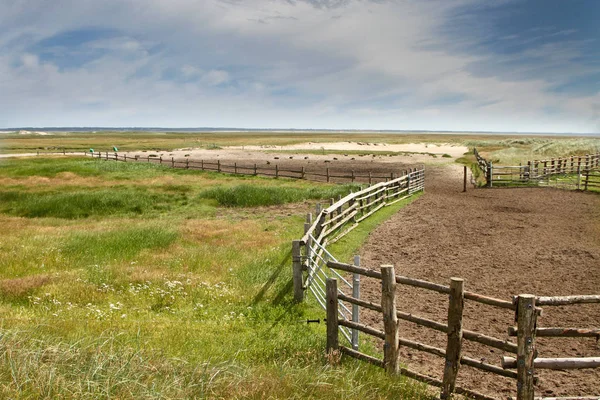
[326,278,339,354]
[584,169,589,191]
[326,168,330,183]
[217,160,220,173]
[352,255,361,350]
[368,171,372,185]
[441,278,464,399]
[124,154,127,162]
[171,157,175,168]
[351,170,355,182]
[234,162,237,174]
[577,166,581,190]
[516,294,537,400]
[276,164,279,178]
[301,166,305,179]
[381,265,399,375]
[487,162,493,187]
[254,164,257,175]
[463,166,467,192]
[292,240,304,303]
[159,156,162,164]
[186,158,189,169]
[304,213,312,234]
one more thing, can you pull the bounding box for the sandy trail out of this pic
[357,164,600,397]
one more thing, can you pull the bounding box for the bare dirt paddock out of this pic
[359,165,600,397]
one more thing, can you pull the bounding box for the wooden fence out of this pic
[324,261,600,400]
[474,149,600,189]
[82,151,407,184]
[291,167,425,310]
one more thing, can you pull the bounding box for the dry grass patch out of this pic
[183,219,278,250]
[0,274,52,298]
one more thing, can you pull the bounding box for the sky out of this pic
[1,0,599,133]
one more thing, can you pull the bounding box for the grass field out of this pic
[0,155,428,399]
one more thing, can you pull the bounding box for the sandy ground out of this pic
[227,141,468,158]
[357,164,600,398]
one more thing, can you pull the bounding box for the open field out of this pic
[0,155,426,399]
[1,132,600,398]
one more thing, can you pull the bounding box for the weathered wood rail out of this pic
[82,151,408,184]
[474,149,600,189]
[325,261,600,400]
[291,167,425,305]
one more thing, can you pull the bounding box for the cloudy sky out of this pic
[1,0,599,133]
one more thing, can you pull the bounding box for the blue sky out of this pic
[0,0,599,133]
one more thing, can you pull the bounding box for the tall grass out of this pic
[0,189,187,219]
[199,184,358,207]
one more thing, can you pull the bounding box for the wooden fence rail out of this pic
[292,167,425,304]
[473,149,600,189]
[325,261,600,400]
[82,151,409,184]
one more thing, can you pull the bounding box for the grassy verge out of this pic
[0,156,430,399]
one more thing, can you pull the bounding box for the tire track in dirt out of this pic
[358,164,600,398]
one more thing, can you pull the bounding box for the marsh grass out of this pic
[200,184,357,207]
[0,189,186,219]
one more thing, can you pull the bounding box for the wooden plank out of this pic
[384,193,413,206]
[321,210,358,239]
[321,202,358,227]
[339,319,385,339]
[465,291,515,310]
[516,294,537,400]
[463,330,518,354]
[339,346,384,368]
[381,265,399,375]
[328,222,359,245]
[356,202,385,223]
[326,278,339,354]
[536,295,600,306]
[508,327,600,338]
[503,356,600,370]
[442,278,464,399]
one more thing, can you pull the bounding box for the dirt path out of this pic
[358,164,600,398]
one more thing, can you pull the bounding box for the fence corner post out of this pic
[381,264,399,375]
[292,240,304,303]
[487,161,493,188]
[516,294,537,400]
[326,278,339,355]
[441,277,464,399]
[463,165,467,192]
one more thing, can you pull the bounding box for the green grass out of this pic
[62,226,178,263]
[0,189,187,218]
[200,184,358,207]
[0,156,430,399]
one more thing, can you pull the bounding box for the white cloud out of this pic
[0,0,597,132]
